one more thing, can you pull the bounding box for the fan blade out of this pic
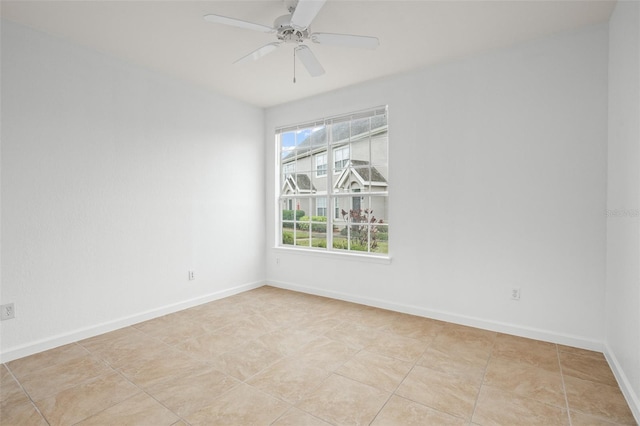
[295,45,325,77]
[311,33,379,50]
[290,0,326,29]
[204,14,275,33]
[234,42,282,64]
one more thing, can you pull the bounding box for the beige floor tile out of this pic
[570,410,625,425]
[558,345,604,358]
[80,326,170,368]
[6,343,89,380]
[247,358,331,404]
[379,314,444,341]
[295,336,359,371]
[293,316,343,335]
[214,314,275,340]
[564,375,636,424]
[483,356,566,407]
[491,333,560,372]
[18,354,111,401]
[185,383,290,426]
[336,350,413,392]
[117,351,209,389]
[34,371,139,425]
[396,365,481,420]
[144,367,239,418]
[560,351,618,386]
[371,395,466,425]
[472,385,569,425]
[417,345,487,382]
[0,393,48,426]
[255,329,321,356]
[271,408,333,426]
[438,323,497,345]
[174,331,246,361]
[133,315,212,345]
[3,287,636,426]
[366,333,429,363]
[297,374,390,426]
[256,305,310,328]
[209,339,283,380]
[324,322,380,349]
[345,306,404,328]
[1,365,24,403]
[76,392,179,425]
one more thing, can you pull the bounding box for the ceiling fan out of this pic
[204,0,380,79]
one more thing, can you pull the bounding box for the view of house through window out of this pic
[277,106,388,255]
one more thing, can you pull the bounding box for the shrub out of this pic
[296,216,327,232]
[312,239,327,248]
[282,231,294,245]
[332,239,367,251]
[282,209,305,221]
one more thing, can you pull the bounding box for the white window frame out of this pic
[276,106,389,257]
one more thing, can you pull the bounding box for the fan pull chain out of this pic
[293,47,297,84]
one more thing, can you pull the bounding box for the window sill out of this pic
[273,246,392,264]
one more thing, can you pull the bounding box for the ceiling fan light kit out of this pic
[204,0,379,80]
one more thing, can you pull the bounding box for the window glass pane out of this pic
[367,196,389,224]
[350,117,372,142]
[331,121,350,145]
[315,197,327,217]
[294,213,311,247]
[309,215,327,249]
[376,224,389,254]
[333,145,350,174]
[282,225,294,245]
[315,153,327,177]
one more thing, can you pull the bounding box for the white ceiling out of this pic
[1,0,616,107]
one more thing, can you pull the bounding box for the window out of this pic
[283,162,295,176]
[277,106,389,255]
[334,146,350,173]
[316,197,327,217]
[315,153,327,177]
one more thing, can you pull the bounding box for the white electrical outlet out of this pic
[511,288,521,300]
[188,270,195,281]
[1,303,15,320]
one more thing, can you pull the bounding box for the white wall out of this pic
[266,24,609,349]
[606,0,640,420]
[0,21,265,361]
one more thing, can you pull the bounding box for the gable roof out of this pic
[282,173,316,194]
[335,160,388,190]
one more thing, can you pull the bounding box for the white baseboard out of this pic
[0,280,265,363]
[604,344,640,424]
[267,280,604,352]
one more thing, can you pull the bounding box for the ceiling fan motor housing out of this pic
[274,14,309,43]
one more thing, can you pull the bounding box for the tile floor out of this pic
[1,286,636,425]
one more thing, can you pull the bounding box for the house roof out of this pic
[283,116,388,162]
[349,160,387,184]
[282,173,316,194]
[335,160,388,190]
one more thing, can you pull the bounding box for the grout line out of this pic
[3,364,52,426]
[557,345,573,426]
[469,333,497,423]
